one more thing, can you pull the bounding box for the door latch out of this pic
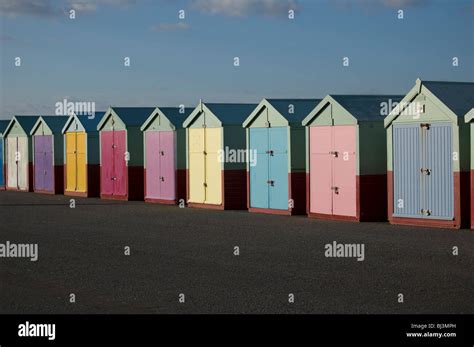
[420,123,430,130]
[266,150,274,156]
[267,180,274,186]
[160,176,164,182]
[203,182,207,187]
[420,168,431,175]
[331,186,339,194]
[160,151,164,156]
[330,151,339,158]
[420,209,432,216]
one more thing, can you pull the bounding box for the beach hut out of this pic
[242,99,320,215]
[302,95,403,221]
[97,107,155,200]
[62,112,104,197]
[3,116,40,192]
[0,120,11,190]
[140,106,192,204]
[465,108,474,229]
[183,101,257,209]
[30,116,69,194]
[384,79,474,229]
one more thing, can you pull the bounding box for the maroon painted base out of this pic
[305,173,387,222]
[6,163,34,192]
[100,166,144,201]
[33,165,64,195]
[307,212,359,222]
[245,171,306,215]
[143,168,187,205]
[64,164,100,198]
[186,169,247,210]
[471,170,474,229]
[100,194,128,201]
[388,171,470,229]
[187,202,225,210]
[248,207,291,216]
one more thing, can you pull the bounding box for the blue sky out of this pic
[0,0,473,119]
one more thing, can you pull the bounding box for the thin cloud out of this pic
[151,22,190,32]
[189,0,300,17]
[0,0,136,17]
[332,0,428,11]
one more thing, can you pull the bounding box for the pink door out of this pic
[113,130,127,196]
[145,131,160,199]
[101,131,114,195]
[159,131,175,200]
[310,127,333,214]
[309,125,357,217]
[332,126,356,217]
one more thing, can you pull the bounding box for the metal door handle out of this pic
[331,186,339,194]
[160,177,164,182]
[330,151,339,157]
[160,151,164,156]
[420,168,431,175]
[267,180,274,186]
[421,209,431,216]
[203,151,207,155]
[203,182,207,187]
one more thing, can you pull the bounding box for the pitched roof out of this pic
[111,107,156,126]
[14,116,41,133]
[267,99,321,123]
[0,120,10,135]
[76,112,105,131]
[205,103,258,125]
[331,95,404,121]
[422,81,474,117]
[141,107,193,130]
[39,116,69,133]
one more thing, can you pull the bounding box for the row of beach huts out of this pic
[0,79,473,229]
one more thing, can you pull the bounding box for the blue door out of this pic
[393,124,421,218]
[0,139,3,187]
[423,123,453,219]
[268,127,288,210]
[393,123,453,219]
[249,128,269,209]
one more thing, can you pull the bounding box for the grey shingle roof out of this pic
[76,112,105,132]
[267,99,321,123]
[205,103,258,125]
[423,81,474,117]
[331,95,404,121]
[112,107,156,126]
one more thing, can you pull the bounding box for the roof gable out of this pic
[31,116,69,135]
[385,79,474,128]
[183,102,258,128]
[97,107,155,130]
[244,99,320,127]
[4,116,40,137]
[465,108,474,123]
[141,107,193,131]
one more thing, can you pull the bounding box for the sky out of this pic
[0,0,473,119]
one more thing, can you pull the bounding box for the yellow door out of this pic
[76,132,87,192]
[188,128,205,203]
[204,127,222,205]
[65,133,77,192]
